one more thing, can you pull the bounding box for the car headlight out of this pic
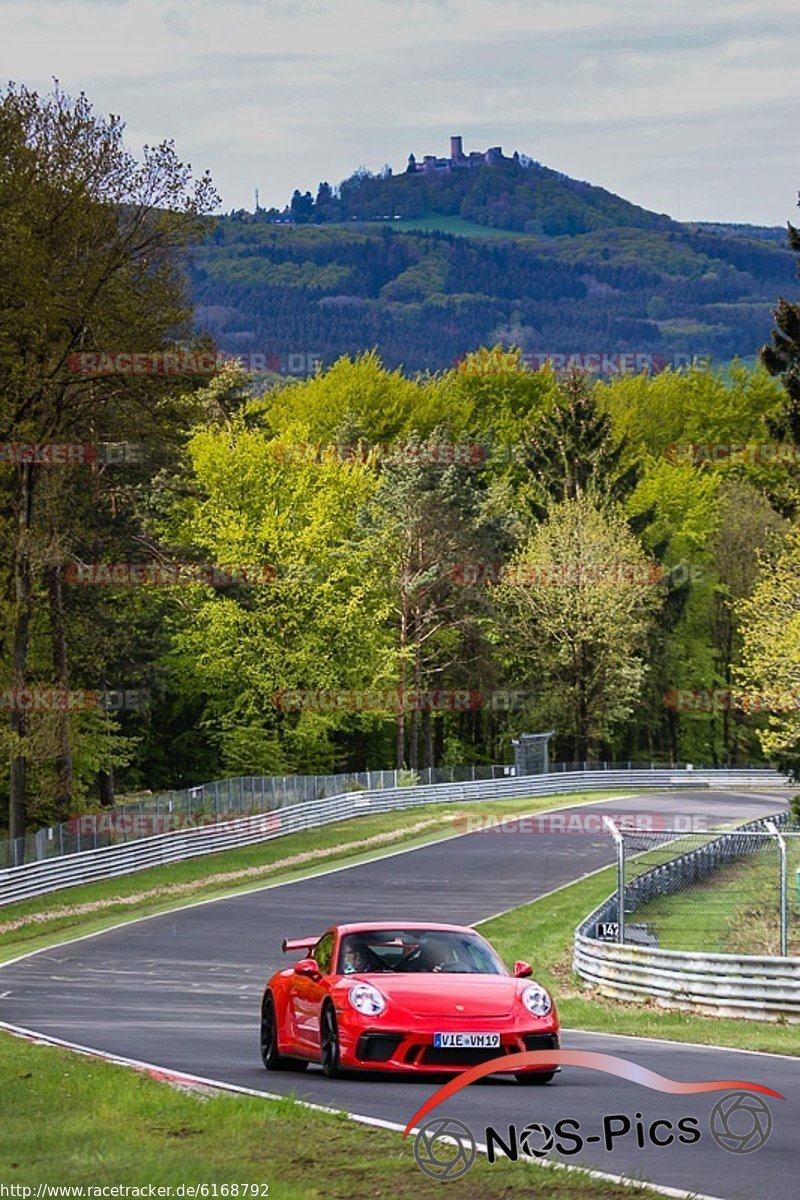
[348,983,386,1016]
[521,984,552,1017]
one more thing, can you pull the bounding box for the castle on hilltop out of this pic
[407,135,519,175]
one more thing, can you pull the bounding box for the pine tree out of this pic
[761,213,800,440]
[519,372,639,519]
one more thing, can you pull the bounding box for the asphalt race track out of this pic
[1,790,797,1200]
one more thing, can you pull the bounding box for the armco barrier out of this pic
[0,767,785,907]
[574,810,800,1021]
[573,938,800,1021]
[2,763,516,867]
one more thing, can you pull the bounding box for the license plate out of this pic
[433,1032,501,1048]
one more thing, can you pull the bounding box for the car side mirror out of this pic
[513,960,533,978]
[294,957,322,980]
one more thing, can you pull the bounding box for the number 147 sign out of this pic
[596,921,620,941]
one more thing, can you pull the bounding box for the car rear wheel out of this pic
[516,1070,556,1085]
[320,1003,343,1078]
[261,993,308,1072]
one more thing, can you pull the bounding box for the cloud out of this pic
[0,0,797,223]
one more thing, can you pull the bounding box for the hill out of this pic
[189,153,799,374]
[284,147,677,237]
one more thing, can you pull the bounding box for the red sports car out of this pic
[260,921,560,1083]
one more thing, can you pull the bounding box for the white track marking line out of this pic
[0,791,635,971]
[0,1019,728,1200]
[2,791,792,1067]
[568,1027,800,1063]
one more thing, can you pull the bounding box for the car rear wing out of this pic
[282,936,317,954]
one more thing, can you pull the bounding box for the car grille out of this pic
[419,1045,511,1067]
[356,1034,403,1063]
[523,1033,559,1052]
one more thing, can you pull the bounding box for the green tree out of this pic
[709,479,787,763]
[519,372,639,520]
[357,430,502,769]
[498,496,659,762]
[0,82,217,849]
[737,524,800,779]
[290,189,315,224]
[260,351,422,445]
[761,213,800,441]
[163,411,388,775]
[599,363,783,462]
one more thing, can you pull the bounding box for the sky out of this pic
[2,0,799,226]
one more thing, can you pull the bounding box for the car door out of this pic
[289,931,334,1051]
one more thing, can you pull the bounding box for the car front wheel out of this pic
[320,1003,343,1078]
[261,993,308,1071]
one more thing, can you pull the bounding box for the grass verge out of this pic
[0,1030,672,1197]
[479,864,800,1056]
[0,791,629,962]
[356,214,531,239]
[631,838,800,956]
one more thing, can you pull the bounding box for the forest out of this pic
[191,211,798,373]
[6,341,800,833]
[3,85,800,843]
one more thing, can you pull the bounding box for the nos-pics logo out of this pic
[405,1050,782,1182]
[413,1118,476,1181]
[413,1093,773,1181]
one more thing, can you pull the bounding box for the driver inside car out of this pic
[341,938,383,974]
[403,934,463,972]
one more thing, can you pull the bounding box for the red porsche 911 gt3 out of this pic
[260,921,560,1083]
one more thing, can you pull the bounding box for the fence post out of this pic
[766,820,787,957]
[603,816,625,945]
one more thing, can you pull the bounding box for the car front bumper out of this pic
[338,1018,561,1074]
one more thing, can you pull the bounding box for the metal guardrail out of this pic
[1,759,738,868]
[0,766,784,908]
[1,764,515,867]
[573,938,800,1020]
[574,810,800,1021]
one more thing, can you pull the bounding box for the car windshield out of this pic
[337,928,506,975]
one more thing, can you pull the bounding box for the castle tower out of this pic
[450,135,464,161]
